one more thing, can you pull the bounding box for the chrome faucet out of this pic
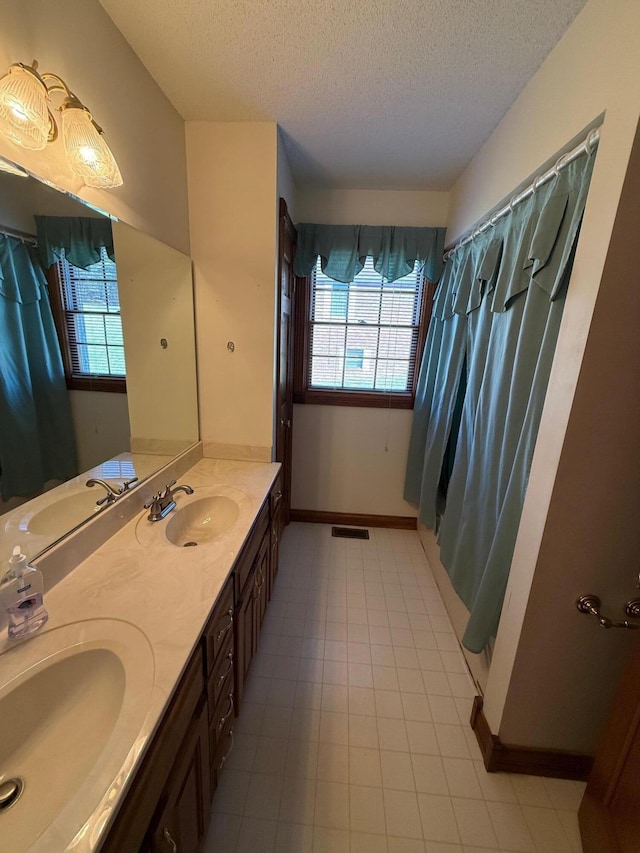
[144,480,194,522]
[86,477,138,506]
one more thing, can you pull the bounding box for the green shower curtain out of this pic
[404,149,597,652]
[0,234,78,500]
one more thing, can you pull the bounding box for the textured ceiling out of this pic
[100,0,587,189]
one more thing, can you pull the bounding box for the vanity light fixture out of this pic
[0,61,123,188]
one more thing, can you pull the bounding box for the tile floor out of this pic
[203,523,585,853]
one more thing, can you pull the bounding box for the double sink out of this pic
[0,481,249,851]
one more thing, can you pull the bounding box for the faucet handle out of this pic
[162,480,177,498]
[121,477,138,492]
[144,492,162,510]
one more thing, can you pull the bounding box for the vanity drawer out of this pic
[209,677,235,758]
[208,633,234,716]
[234,500,269,600]
[203,575,234,675]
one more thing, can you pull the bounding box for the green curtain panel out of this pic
[293,223,446,283]
[404,149,597,653]
[0,234,78,500]
[35,215,114,270]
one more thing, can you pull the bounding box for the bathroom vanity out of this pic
[0,454,283,853]
[100,465,284,853]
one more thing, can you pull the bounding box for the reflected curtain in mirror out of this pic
[0,234,77,500]
[35,215,115,270]
[404,149,597,653]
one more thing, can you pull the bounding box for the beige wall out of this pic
[69,390,130,472]
[291,187,448,518]
[295,188,449,227]
[113,221,198,453]
[292,405,417,517]
[442,0,640,753]
[186,122,278,461]
[0,0,190,253]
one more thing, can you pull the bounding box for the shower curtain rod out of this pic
[444,127,600,261]
[0,224,37,246]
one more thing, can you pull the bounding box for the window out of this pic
[47,247,126,392]
[294,256,435,408]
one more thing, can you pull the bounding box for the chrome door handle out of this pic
[576,595,640,630]
[217,651,234,686]
[217,693,235,735]
[215,609,234,642]
[625,599,640,618]
[163,827,178,852]
[218,729,234,772]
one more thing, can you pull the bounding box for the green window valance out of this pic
[35,215,114,270]
[293,223,446,283]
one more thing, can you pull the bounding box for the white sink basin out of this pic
[26,491,102,536]
[165,496,240,546]
[135,485,251,548]
[0,619,155,852]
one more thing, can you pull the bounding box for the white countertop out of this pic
[0,457,280,853]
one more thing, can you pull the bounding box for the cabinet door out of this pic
[150,696,210,853]
[235,526,271,710]
[235,564,256,712]
[269,504,283,600]
[101,648,205,853]
[255,530,269,634]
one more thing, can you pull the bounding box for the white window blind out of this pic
[309,256,424,393]
[57,247,126,378]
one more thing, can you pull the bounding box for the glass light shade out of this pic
[0,64,50,150]
[60,106,123,188]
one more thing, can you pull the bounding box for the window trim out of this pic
[45,261,127,394]
[293,269,437,410]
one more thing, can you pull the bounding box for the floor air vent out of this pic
[331,526,369,540]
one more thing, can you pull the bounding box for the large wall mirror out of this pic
[0,157,199,563]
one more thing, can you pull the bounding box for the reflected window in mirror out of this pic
[47,247,127,393]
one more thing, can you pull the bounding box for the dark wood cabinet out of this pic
[235,531,269,711]
[149,696,211,853]
[100,473,282,853]
[234,498,271,712]
[268,471,283,601]
[254,530,269,632]
[203,576,234,676]
[100,648,205,853]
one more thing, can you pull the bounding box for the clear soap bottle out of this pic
[0,546,48,639]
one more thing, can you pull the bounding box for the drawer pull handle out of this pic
[217,651,234,686]
[254,569,265,598]
[217,693,235,734]
[218,729,234,772]
[163,827,178,852]
[215,609,234,642]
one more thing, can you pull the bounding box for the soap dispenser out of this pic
[1,546,48,639]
